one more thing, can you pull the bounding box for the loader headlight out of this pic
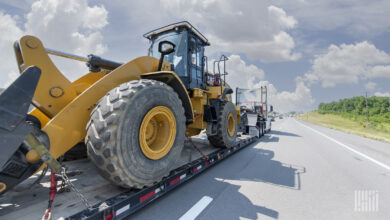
[158,41,175,55]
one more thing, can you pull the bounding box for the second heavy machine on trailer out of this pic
[236,86,272,137]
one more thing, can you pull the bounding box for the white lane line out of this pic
[296,120,390,171]
[268,135,274,139]
[179,196,213,220]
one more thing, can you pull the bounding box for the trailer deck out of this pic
[0,134,258,219]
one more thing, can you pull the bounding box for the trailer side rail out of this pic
[67,136,257,220]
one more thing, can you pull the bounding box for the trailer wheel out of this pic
[86,79,186,188]
[208,102,237,148]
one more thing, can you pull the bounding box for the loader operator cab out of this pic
[144,21,210,90]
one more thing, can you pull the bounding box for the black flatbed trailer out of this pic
[0,134,259,220]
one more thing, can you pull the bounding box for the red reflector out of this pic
[140,191,155,202]
[205,161,210,165]
[170,177,180,185]
[193,167,198,172]
[105,214,113,220]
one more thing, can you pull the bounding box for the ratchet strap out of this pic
[25,133,62,173]
[42,171,58,220]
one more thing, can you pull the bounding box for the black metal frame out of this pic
[66,136,257,220]
[143,21,210,46]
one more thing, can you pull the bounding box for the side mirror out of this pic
[158,41,176,71]
[158,41,175,55]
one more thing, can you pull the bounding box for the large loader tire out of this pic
[86,79,186,188]
[208,102,237,148]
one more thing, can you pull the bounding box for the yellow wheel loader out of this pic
[0,21,239,194]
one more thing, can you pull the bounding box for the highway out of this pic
[130,117,390,220]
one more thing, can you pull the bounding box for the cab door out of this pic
[188,35,205,89]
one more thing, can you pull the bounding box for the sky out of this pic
[0,0,390,113]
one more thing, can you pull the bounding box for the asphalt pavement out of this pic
[129,117,390,220]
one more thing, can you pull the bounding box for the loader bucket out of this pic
[0,66,41,193]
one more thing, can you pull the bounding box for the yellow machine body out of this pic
[185,85,239,136]
[15,35,234,165]
[15,36,196,164]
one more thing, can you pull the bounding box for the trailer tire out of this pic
[86,79,186,188]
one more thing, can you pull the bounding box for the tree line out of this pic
[318,96,390,125]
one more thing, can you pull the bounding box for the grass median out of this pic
[298,111,390,143]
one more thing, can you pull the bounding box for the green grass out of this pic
[298,111,390,143]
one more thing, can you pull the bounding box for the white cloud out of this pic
[268,5,297,29]
[224,55,313,112]
[0,11,24,88]
[224,55,265,90]
[0,0,108,88]
[237,79,314,113]
[275,0,390,36]
[365,82,376,91]
[374,92,390,97]
[83,5,109,29]
[24,0,108,55]
[211,31,300,63]
[305,41,390,87]
[369,65,390,78]
[266,80,314,113]
[121,0,300,62]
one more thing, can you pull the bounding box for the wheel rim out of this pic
[227,112,236,137]
[0,182,6,193]
[139,106,176,160]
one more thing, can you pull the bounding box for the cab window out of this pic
[149,30,188,77]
